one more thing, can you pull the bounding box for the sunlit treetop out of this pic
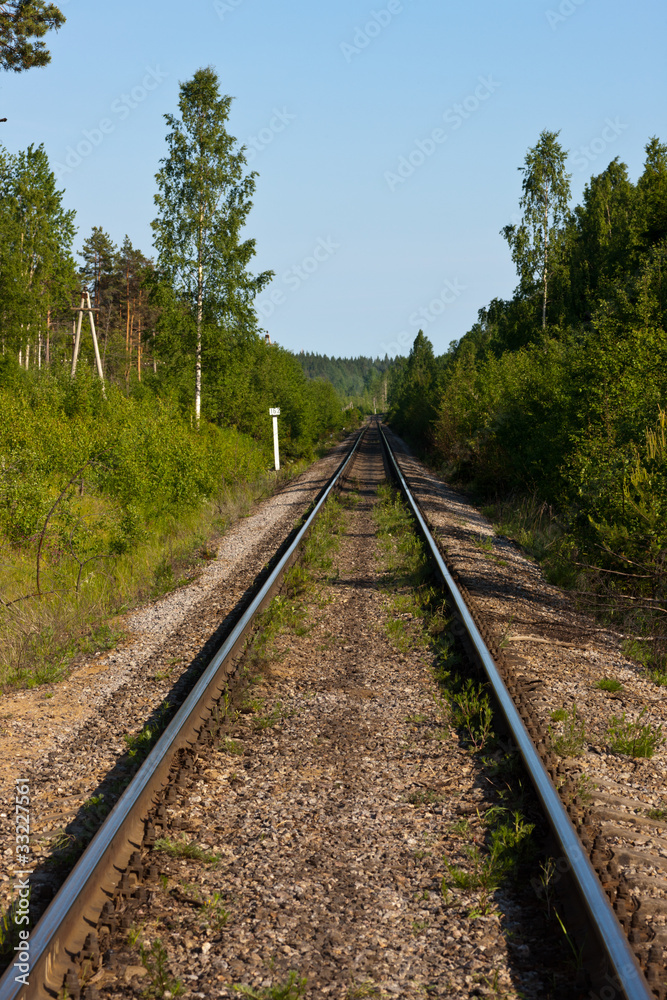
[0,1,65,72]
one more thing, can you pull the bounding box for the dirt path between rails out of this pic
[96,428,572,1000]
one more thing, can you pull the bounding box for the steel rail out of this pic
[379,423,652,1000]
[0,427,366,1000]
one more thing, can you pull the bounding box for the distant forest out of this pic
[296,352,393,408]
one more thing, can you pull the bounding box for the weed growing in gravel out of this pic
[606,708,666,758]
[649,666,667,687]
[179,882,230,930]
[535,858,558,920]
[346,983,385,999]
[473,534,494,553]
[220,737,244,755]
[233,970,308,999]
[202,891,230,931]
[406,787,445,807]
[139,938,184,998]
[548,704,586,757]
[83,793,105,812]
[449,678,494,751]
[594,677,623,692]
[374,485,422,569]
[647,807,667,821]
[570,773,595,804]
[126,921,145,947]
[554,909,585,973]
[153,836,219,864]
[253,700,294,731]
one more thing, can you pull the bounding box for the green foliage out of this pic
[0,368,268,556]
[0,142,76,354]
[449,679,494,751]
[153,837,219,864]
[0,1,65,72]
[501,129,571,328]
[296,352,393,411]
[233,972,308,999]
[388,134,667,659]
[139,939,184,998]
[152,66,273,422]
[594,678,623,692]
[387,331,439,444]
[606,708,665,758]
[548,704,586,757]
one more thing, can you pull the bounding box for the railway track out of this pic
[0,420,665,999]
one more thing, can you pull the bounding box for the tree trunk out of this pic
[542,182,549,329]
[196,198,203,427]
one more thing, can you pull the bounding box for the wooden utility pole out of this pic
[71,291,106,395]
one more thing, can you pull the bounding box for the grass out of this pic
[152,836,219,864]
[443,809,535,901]
[179,883,230,931]
[473,533,494,553]
[0,454,317,692]
[622,637,667,686]
[606,708,665,758]
[480,494,576,589]
[346,983,385,999]
[406,787,445,806]
[548,704,586,757]
[646,807,667,821]
[594,677,623,692]
[233,971,308,999]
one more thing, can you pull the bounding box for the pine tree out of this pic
[0,1,65,72]
[637,136,667,247]
[151,66,273,425]
[79,226,117,311]
[0,142,76,363]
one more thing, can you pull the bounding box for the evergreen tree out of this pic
[79,226,117,311]
[0,142,75,362]
[570,158,638,316]
[0,1,65,72]
[502,129,571,328]
[151,66,273,425]
[637,137,667,247]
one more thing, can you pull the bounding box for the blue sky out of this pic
[1,0,666,359]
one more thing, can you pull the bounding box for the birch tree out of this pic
[151,66,273,425]
[502,129,571,329]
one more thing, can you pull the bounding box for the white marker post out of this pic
[269,407,281,471]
